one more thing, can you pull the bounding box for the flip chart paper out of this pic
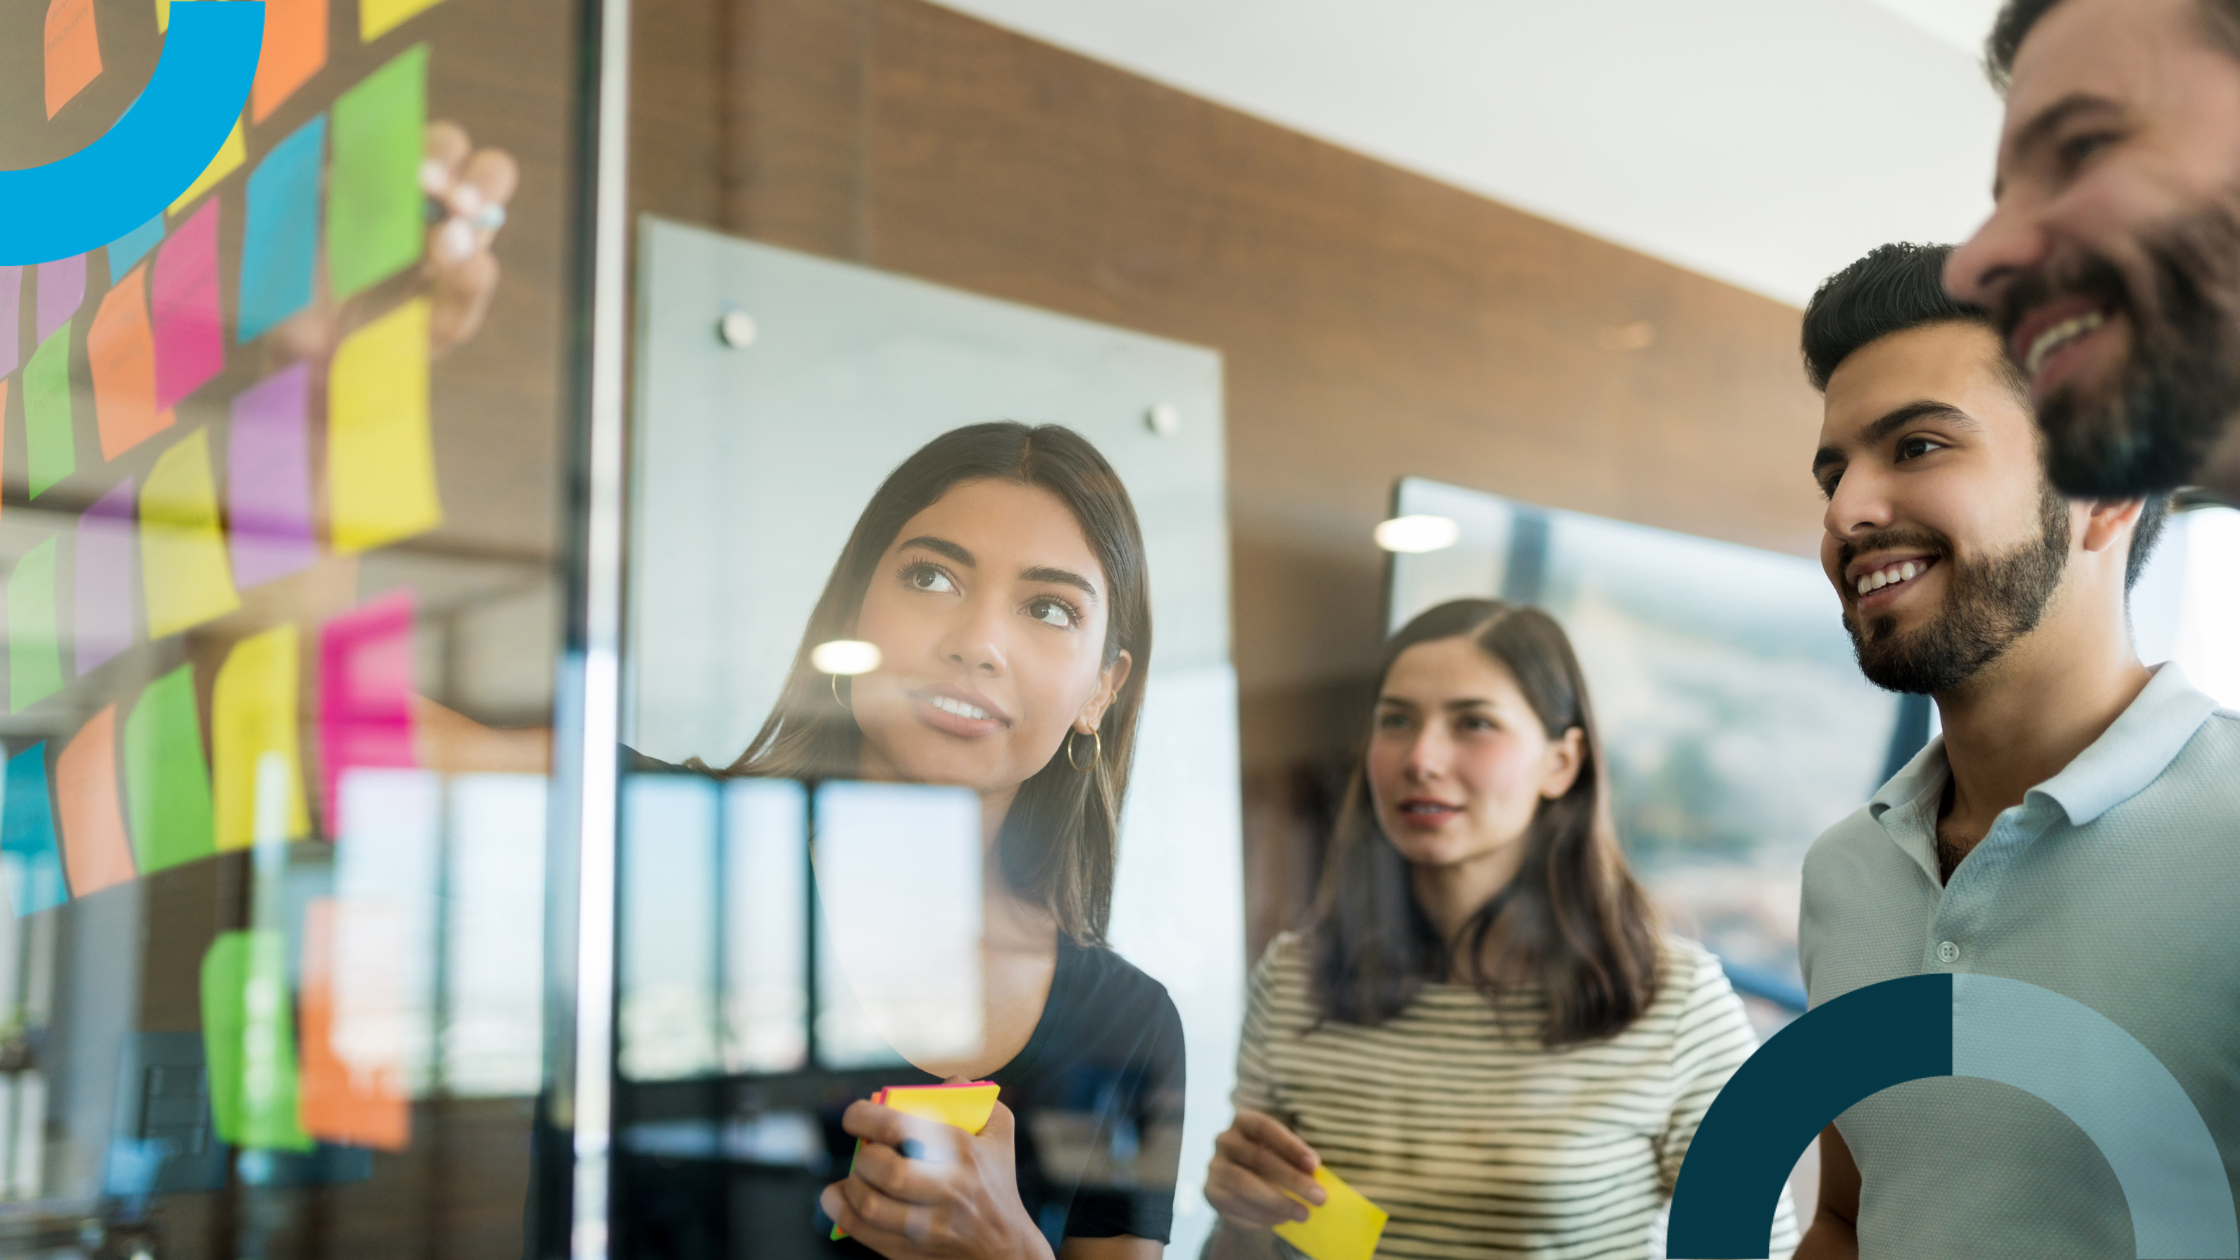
[299,898,409,1149]
[89,266,173,460]
[228,365,318,587]
[76,478,137,675]
[107,216,164,275]
[23,325,75,499]
[1,745,65,916]
[140,429,240,636]
[56,706,135,896]
[44,0,101,119]
[360,0,444,40]
[252,0,328,122]
[200,930,315,1150]
[1272,1165,1389,1260]
[123,664,217,874]
[329,299,441,551]
[36,255,84,344]
[0,267,21,378]
[213,623,310,850]
[833,1083,1002,1241]
[239,117,326,343]
[152,202,224,410]
[9,539,63,713]
[168,117,246,217]
[318,591,416,829]
[327,47,427,300]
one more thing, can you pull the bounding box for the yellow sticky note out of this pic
[360,0,445,41]
[169,116,245,216]
[141,428,242,637]
[329,299,441,552]
[154,0,167,31]
[833,1083,1001,1240]
[1273,1165,1388,1260]
[212,623,311,850]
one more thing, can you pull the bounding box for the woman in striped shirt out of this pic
[1204,599,1797,1260]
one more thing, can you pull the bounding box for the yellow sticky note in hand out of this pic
[831,1082,1002,1240]
[1273,1164,1388,1260]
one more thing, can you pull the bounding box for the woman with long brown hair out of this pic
[1203,599,1796,1259]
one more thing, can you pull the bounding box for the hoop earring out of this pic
[1067,728,1100,772]
[830,673,848,709]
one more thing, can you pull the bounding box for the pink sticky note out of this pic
[35,255,83,344]
[228,365,318,588]
[151,202,224,411]
[319,591,418,833]
[0,267,20,378]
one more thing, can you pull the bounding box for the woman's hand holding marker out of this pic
[821,1095,1055,1260]
[1206,1108,1327,1229]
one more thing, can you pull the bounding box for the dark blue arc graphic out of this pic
[0,1,266,266]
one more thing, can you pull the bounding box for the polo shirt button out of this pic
[1937,940,1961,964]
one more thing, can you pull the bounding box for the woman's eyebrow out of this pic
[1022,565,1099,602]
[898,535,974,566]
[1443,697,1495,711]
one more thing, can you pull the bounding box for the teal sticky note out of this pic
[239,115,327,343]
[107,215,166,276]
[124,663,217,875]
[200,930,315,1151]
[23,324,76,499]
[327,47,427,301]
[8,538,63,714]
[2,744,65,916]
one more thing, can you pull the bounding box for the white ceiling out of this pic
[926,0,2009,308]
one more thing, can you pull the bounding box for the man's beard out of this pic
[2000,196,2240,498]
[1843,489,2070,695]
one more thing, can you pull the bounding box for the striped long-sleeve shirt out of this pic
[1226,932,1799,1260]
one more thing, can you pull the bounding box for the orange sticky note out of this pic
[45,0,101,119]
[87,266,175,461]
[55,706,136,897]
[299,897,410,1150]
[1272,1165,1389,1260]
[252,0,328,123]
[833,1083,1001,1240]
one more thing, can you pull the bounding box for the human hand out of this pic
[417,119,518,355]
[820,1097,1054,1260]
[1205,1108,1324,1229]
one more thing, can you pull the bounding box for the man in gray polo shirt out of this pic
[1791,242,2239,1259]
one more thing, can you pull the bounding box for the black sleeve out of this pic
[1060,986,1186,1242]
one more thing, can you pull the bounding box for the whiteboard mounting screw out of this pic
[718,311,759,349]
[1146,403,1181,436]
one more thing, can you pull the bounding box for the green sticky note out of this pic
[123,664,217,874]
[8,538,62,713]
[23,325,76,499]
[327,45,427,300]
[201,930,314,1151]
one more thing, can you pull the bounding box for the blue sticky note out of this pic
[237,115,327,344]
[1,744,65,916]
[107,215,166,275]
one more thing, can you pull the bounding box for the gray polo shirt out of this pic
[1799,663,2240,1258]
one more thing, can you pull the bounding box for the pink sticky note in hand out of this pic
[151,202,224,411]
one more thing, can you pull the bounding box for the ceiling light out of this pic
[1374,515,1460,554]
[811,640,882,675]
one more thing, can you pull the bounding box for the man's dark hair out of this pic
[1988,0,2240,89]
[1803,242,2170,590]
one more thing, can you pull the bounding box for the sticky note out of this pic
[329,299,441,551]
[319,592,416,830]
[140,429,241,637]
[0,267,21,378]
[23,324,74,500]
[56,706,135,897]
[1,745,65,916]
[213,623,310,850]
[253,0,328,122]
[328,47,427,300]
[299,898,409,1150]
[168,116,245,217]
[1272,1165,1389,1260]
[107,215,164,275]
[833,1082,1002,1240]
[76,478,137,675]
[151,201,224,410]
[229,365,318,587]
[9,538,63,713]
[89,266,174,461]
[36,255,84,344]
[200,930,315,1150]
[44,0,101,119]
[239,116,326,343]
[123,663,216,873]
[154,0,166,30]
[361,0,444,40]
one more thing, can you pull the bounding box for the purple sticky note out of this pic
[151,203,224,411]
[0,267,20,378]
[228,364,318,588]
[75,478,138,676]
[36,255,86,344]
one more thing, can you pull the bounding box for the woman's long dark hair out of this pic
[718,423,1151,946]
[1309,599,1660,1047]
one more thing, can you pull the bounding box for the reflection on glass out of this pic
[621,774,720,1080]
[442,774,548,1097]
[723,778,806,1074]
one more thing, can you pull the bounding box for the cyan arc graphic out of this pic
[1666,972,2238,1259]
[0,1,266,266]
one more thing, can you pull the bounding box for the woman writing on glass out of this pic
[1204,599,1796,1260]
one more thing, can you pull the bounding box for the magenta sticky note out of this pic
[151,202,224,411]
[36,255,86,344]
[228,365,318,588]
[75,478,138,676]
[319,591,419,832]
[0,267,23,378]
